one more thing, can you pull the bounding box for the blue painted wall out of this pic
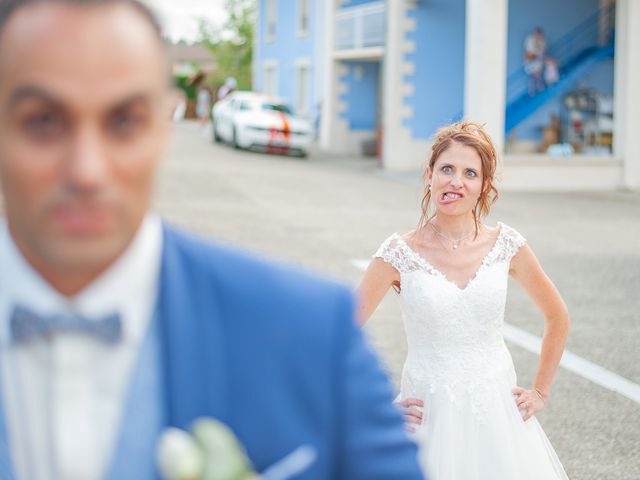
[339,61,380,131]
[402,0,466,140]
[256,0,319,118]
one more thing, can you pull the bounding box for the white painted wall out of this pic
[499,156,623,191]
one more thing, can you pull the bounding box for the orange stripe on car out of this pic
[280,112,290,140]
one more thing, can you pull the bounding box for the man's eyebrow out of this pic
[7,88,153,113]
[108,93,153,112]
[7,85,62,110]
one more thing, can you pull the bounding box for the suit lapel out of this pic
[157,226,229,429]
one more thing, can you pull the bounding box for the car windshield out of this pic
[262,103,292,115]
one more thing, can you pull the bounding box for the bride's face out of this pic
[427,142,484,217]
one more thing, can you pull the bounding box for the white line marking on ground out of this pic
[351,258,640,405]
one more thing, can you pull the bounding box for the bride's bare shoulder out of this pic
[483,223,501,239]
[400,229,420,249]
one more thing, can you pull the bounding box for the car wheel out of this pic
[232,127,241,149]
[213,123,222,143]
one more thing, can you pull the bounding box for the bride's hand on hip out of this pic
[513,386,545,421]
[395,398,424,433]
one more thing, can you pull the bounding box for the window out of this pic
[262,103,292,115]
[266,0,277,42]
[263,62,278,96]
[295,62,310,116]
[298,0,309,37]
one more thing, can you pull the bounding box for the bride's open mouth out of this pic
[440,192,464,204]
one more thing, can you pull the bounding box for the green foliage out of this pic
[173,74,197,101]
[198,0,255,91]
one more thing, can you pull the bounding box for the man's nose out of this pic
[67,125,109,190]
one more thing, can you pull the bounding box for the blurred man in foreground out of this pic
[0,1,423,478]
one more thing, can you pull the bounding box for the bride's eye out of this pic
[441,165,453,174]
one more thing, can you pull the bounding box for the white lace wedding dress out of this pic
[374,222,568,480]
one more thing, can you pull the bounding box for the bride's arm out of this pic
[355,258,424,431]
[509,244,570,419]
[355,258,400,326]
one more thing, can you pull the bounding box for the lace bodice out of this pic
[374,223,526,414]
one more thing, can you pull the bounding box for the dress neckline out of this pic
[393,222,506,292]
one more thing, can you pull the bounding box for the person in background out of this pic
[524,27,546,95]
[544,56,560,87]
[217,76,237,101]
[196,84,211,129]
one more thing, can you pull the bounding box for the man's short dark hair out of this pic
[0,0,164,41]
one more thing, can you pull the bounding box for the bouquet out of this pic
[157,418,316,480]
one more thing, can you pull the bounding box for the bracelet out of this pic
[534,388,546,404]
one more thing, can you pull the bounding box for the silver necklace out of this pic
[429,223,474,250]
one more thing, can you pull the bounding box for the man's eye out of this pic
[109,112,144,136]
[24,112,64,137]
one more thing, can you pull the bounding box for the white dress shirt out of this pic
[0,214,163,480]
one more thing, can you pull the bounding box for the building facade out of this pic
[254,0,640,191]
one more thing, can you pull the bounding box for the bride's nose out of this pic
[449,174,464,189]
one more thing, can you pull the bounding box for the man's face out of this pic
[0,2,171,287]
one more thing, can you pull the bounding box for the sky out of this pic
[146,0,229,43]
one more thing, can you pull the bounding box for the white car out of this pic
[212,91,313,157]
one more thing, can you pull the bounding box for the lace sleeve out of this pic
[373,234,422,274]
[497,222,527,262]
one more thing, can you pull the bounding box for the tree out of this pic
[198,0,255,91]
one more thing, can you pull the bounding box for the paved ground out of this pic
[154,122,640,479]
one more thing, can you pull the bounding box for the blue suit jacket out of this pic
[0,225,422,479]
[157,225,423,479]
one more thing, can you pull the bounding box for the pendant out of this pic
[453,243,459,249]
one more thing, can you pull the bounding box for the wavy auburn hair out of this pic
[417,120,499,237]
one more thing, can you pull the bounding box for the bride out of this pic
[356,121,570,479]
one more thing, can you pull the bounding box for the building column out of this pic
[381,0,403,168]
[614,0,640,190]
[381,0,423,170]
[319,0,337,151]
[463,0,508,153]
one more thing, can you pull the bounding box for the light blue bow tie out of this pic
[9,305,122,345]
